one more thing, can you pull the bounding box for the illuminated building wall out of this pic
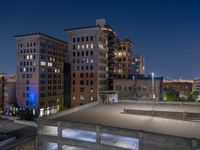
[15,33,68,116]
[132,54,145,76]
[114,39,133,79]
[65,20,108,107]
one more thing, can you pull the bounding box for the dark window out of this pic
[80,88,84,92]
[80,73,84,78]
[77,52,80,56]
[90,51,93,56]
[86,51,88,56]
[86,36,89,41]
[90,80,93,85]
[86,73,88,78]
[90,65,93,70]
[77,37,80,42]
[90,36,93,41]
[73,38,76,42]
[73,52,76,56]
[73,73,75,77]
[90,73,93,78]
[81,51,84,56]
[73,80,75,85]
[81,37,84,42]
[80,80,84,85]
[73,45,75,50]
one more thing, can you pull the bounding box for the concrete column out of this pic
[191,139,197,150]
[96,125,101,150]
[57,121,62,150]
[138,130,143,150]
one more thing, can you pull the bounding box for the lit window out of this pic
[40,61,46,66]
[90,96,93,101]
[86,44,89,48]
[118,52,122,56]
[80,95,84,101]
[73,96,76,100]
[50,57,52,61]
[90,58,94,63]
[26,55,29,60]
[23,68,26,72]
[78,45,80,49]
[33,62,36,66]
[81,45,84,49]
[90,88,93,93]
[30,55,33,59]
[54,69,57,73]
[47,62,53,67]
[53,58,55,62]
[86,58,89,63]
[123,52,126,56]
[57,69,60,73]
[91,44,94,48]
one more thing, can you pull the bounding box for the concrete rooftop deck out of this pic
[54,102,200,140]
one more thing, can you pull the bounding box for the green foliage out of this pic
[187,91,199,101]
[17,108,34,121]
[163,92,179,101]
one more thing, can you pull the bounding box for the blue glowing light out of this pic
[28,87,37,108]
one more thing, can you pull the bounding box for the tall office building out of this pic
[15,33,68,116]
[114,39,133,79]
[65,19,108,107]
[132,54,145,76]
[193,78,200,93]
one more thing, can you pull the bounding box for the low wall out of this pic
[123,109,200,121]
[14,120,37,127]
[119,100,200,106]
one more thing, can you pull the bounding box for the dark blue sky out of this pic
[0,0,200,79]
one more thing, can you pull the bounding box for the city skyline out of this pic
[0,0,200,79]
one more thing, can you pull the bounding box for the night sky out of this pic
[0,0,200,79]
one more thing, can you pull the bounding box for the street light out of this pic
[152,72,155,99]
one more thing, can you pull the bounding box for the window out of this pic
[86,36,89,41]
[80,88,84,92]
[91,44,94,48]
[73,80,75,85]
[73,96,76,100]
[80,95,84,100]
[90,65,93,70]
[90,51,93,56]
[90,58,94,63]
[73,45,75,50]
[90,36,93,41]
[90,73,93,78]
[40,61,46,66]
[80,73,84,78]
[81,51,84,56]
[78,45,80,49]
[80,80,84,85]
[73,38,76,42]
[81,45,84,49]
[90,80,93,85]
[73,73,75,77]
[86,51,89,56]
[73,52,76,56]
[81,37,84,42]
[77,37,80,42]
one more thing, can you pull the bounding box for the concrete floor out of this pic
[55,103,200,140]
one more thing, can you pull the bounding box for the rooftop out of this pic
[64,25,99,32]
[52,102,200,140]
[14,32,67,44]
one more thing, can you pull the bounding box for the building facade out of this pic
[3,74,17,111]
[132,54,145,76]
[113,76,163,100]
[114,39,133,79]
[15,33,68,116]
[163,80,193,98]
[65,20,108,108]
[193,78,200,92]
[0,75,5,114]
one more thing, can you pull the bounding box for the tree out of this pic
[187,91,199,102]
[163,91,179,101]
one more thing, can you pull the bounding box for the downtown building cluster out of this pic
[14,19,145,116]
